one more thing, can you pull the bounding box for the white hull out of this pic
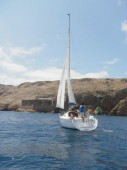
[59,112,98,131]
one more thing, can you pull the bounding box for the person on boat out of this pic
[70,105,79,112]
[94,106,103,115]
[79,103,85,122]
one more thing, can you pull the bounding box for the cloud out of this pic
[24,67,62,81]
[0,44,46,78]
[9,47,43,56]
[0,73,27,85]
[71,71,108,79]
[121,20,127,33]
[121,20,127,44]
[106,58,120,65]
[0,65,108,85]
[0,58,27,73]
[23,68,108,82]
[0,45,44,58]
[0,67,62,85]
[0,45,45,84]
[0,44,108,85]
[85,71,108,78]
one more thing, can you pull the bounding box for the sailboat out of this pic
[56,14,98,131]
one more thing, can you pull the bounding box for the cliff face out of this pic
[111,97,127,116]
[0,78,127,115]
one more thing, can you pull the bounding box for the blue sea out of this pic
[0,111,127,170]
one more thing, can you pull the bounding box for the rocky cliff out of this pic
[0,78,127,115]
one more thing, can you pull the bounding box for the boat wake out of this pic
[102,128,113,133]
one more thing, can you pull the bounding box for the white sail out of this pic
[56,53,76,109]
[67,72,76,105]
[56,14,76,109]
[66,31,76,105]
[56,64,66,109]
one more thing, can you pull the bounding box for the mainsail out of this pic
[66,25,76,106]
[56,14,76,109]
[56,63,66,109]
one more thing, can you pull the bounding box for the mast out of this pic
[67,14,76,106]
[67,13,70,78]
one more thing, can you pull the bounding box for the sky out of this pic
[0,0,127,85]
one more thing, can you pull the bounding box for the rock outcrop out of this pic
[0,78,127,115]
[111,97,127,116]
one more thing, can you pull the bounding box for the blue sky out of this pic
[0,0,127,85]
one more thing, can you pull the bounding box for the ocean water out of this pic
[0,111,127,170]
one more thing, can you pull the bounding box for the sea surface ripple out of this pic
[0,111,127,170]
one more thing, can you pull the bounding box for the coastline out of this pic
[0,78,127,116]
